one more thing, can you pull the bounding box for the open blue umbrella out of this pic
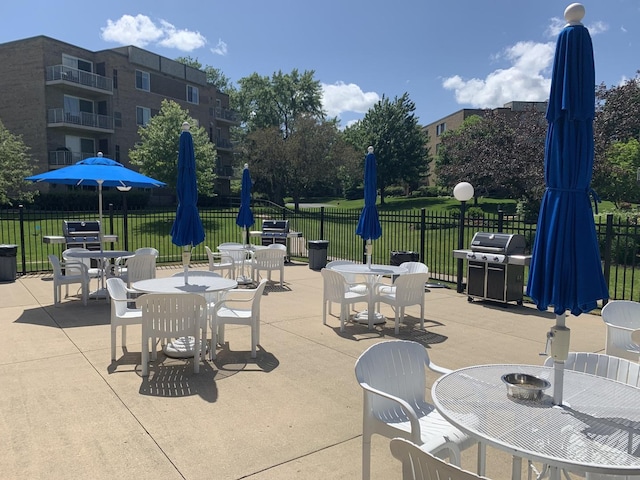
[526,3,609,405]
[26,152,166,250]
[171,122,205,281]
[236,163,254,245]
[356,146,382,266]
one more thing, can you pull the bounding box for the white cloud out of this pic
[101,14,207,52]
[321,81,379,119]
[442,41,554,109]
[211,39,228,56]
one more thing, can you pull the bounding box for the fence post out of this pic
[497,208,504,233]
[19,204,26,275]
[602,214,613,305]
[320,206,324,240]
[420,208,426,263]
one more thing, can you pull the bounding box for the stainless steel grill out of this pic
[453,232,531,305]
[260,219,290,246]
[63,220,102,250]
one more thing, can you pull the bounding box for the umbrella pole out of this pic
[366,240,372,267]
[550,312,571,406]
[183,245,191,283]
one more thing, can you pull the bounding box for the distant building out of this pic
[423,101,547,185]
[0,35,239,199]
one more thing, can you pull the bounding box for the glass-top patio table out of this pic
[432,364,640,480]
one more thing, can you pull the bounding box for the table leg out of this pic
[512,456,522,480]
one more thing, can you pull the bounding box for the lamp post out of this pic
[454,182,474,293]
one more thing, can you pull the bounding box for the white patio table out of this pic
[64,249,132,299]
[329,263,407,329]
[133,275,237,358]
[432,364,640,480]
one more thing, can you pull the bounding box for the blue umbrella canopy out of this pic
[526,4,608,405]
[170,123,205,248]
[26,153,165,240]
[236,163,255,229]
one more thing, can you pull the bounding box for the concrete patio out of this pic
[0,261,606,479]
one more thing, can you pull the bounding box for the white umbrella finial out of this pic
[244,163,249,169]
[564,3,585,26]
[97,152,103,157]
[182,121,190,131]
[367,146,374,154]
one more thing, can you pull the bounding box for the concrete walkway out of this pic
[0,262,606,479]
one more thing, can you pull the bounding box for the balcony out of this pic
[215,137,234,151]
[214,106,240,124]
[48,150,96,167]
[46,65,113,94]
[47,108,114,133]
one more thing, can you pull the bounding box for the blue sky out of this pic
[2,0,639,127]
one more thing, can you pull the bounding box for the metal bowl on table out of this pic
[501,373,551,401]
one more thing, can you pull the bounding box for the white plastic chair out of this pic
[48,254,89,306]
[390,437,487,480]
[326,260,368,313]
[355,340,476,480]
[251,247,285,287]
[106,277,142,361]
[205,245,235,278]
[210,279,267,360]
[136,293,207,376]
[378,261,429,294]
[601,300,640,361]
[321,268,368,332]
[62,247,102,286]
[376,272,429,334]
[119,250,158,287]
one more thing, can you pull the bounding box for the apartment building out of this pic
[0,35,238,198]
[423,101,547,185]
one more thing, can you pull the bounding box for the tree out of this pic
[595,139,640,206]
[233,69,324,137]
[435,109,546,206]
[593,73,640,194]
[0,120,36,206]
[244,116,359,208]
[128,100,217,195]
[343,93,429,204]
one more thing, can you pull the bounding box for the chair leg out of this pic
[193,329,200,374]
[362,432,372,480]
[111,324,117,360]
[142,336,149,377]
[322,299,327,325]
[251,322,257,358]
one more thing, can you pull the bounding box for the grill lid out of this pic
[470,232,526,255]
[262,219,289,232]
[63,220,101,236]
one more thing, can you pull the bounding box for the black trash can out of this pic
[390,250,419,266]
[308,240,329,270]
[0,244,18,282]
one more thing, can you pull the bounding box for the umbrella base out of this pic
[353,310,386,325]
[236,275,253,285]
[163,336,206,359]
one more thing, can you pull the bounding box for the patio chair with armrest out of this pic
[250,247,285,287]
[205,245,235,279]
[375,272,429,334]
[48,254,90,306]
[118,250,158,287]
[355,340,477,480]
[326,260,368,314]
[390,437,488,480]
[601,300,640,361]
[377,261,429,294]
[106,277,142,361]
[210,279,267,360]
[136,293,207,376]
[321,268,368,332]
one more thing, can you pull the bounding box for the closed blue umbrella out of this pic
[356,146,382,266]
[171,122,205,281]
[236,163,255,245]
[526,3,608,405]
[26,152,165,251]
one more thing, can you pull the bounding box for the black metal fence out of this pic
[2,203,639,301]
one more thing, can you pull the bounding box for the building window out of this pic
[187,85,199,104]
[114,111,122,128]
[113,69,118,89]
[436,122,447,136]
[115,145,120,162]
[63,54,93,73]
[136,70,150,91]
[136,106,151,126]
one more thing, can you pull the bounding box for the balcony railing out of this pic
[215,137,234,151]
[48,150,96,166]
[214,106,239,124]
[46,65,113,93]
[47,108,114,132]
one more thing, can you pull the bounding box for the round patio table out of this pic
[432,364,640,480]
[64,249,133,299]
